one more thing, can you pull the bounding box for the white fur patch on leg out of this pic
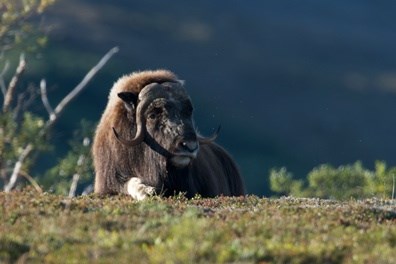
[127,177,155,201]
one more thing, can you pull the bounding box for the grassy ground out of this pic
[1,188,395,263]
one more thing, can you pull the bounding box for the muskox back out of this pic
[92,70,245,199]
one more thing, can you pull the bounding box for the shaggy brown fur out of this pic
[92,70,245,198]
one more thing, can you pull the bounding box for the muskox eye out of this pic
[147,107,162,120]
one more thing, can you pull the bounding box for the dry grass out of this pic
[1,187,395,263]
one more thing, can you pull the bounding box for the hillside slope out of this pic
[1,188,395,263]
[23,0,396,195]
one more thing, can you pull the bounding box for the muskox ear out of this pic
[118,92,138,112]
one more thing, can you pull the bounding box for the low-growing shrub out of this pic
[270,161,396,200]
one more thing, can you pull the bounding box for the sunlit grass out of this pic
[1,187,395,263]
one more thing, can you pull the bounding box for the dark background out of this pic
[21,0,396,195]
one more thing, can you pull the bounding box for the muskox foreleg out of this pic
[126,177,156,201]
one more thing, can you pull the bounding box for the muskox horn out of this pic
[113,82,171,146]
[112,126,144,146]
[197,125,221,144]
[113,108,146,147]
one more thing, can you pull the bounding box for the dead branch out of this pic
[22,84,39,112]
[44,46,119,131]
[69,151,87,197]
[19,170,43,193]
[68,173,80,198]
[4,47,119,192]
[82,184,93,195]
[3,54,26,112]
[4,143,33,192]
[12,93,25,120]
[39,79,55,121]
[392,173,395,200]
[13,84,39,120]
[0,60,9,96]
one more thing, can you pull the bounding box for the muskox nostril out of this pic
[180,141,198,152]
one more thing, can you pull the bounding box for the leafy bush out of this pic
[269,167,303,196]
[0,0,56,51]
[0,111,50,186]
[306,162,371,199]
[270,161,396,200]
[42,120,95,196]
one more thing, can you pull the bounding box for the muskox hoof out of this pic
[126,177,156,201]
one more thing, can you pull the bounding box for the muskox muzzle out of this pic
[170,139,199,167]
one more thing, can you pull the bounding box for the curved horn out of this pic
[112,112,146,146]
[112,127,143,146]
[112,105,148,146]
[197,125,221,144]
[113,82,184,147]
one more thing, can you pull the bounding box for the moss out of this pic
[0,187,395,263]
[0,237,30,263]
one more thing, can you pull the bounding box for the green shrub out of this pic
[305,162,371,199]
[42,120,94,196]
[0,0,114,194]
[270,161,396,200]
[1,0,56,51]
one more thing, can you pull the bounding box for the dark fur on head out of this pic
[93,70,245,198]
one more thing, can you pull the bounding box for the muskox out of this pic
[92,70,245,200]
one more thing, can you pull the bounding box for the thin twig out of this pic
[0,60,9,96]
[68,173,80,198]
[4,143,33,192]
[45,46,119,130]
[19,170,43,193]
[68,153,86,197]
[13,84,38,121]
[82,184,93,195]
[4,47,118,192]
[392,173,395,200]
[3,54,26,112]
[39,79,55,121]
[12,93,25,120]
[21,84,39,112]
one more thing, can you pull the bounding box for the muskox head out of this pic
[112,81,219,168]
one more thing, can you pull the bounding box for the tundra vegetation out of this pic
[0,2,396,263]
[270,161,396,200]
[1,188,395,263]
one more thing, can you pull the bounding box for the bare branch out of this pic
[0,60,9,96]
[3,54,26,112]
[12,93,25,120]
[39,79,55,121]
[45,46,119,130]
[4,47,118,191]
[22,84,39,111]
[0,60,9,75]
[4,143,33,192]
[13,84,38,120]
[68,154,86,197]
[82,184,93,195]
[19,170,43,193]
[68,173,80,198]
[392,173,395,200]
